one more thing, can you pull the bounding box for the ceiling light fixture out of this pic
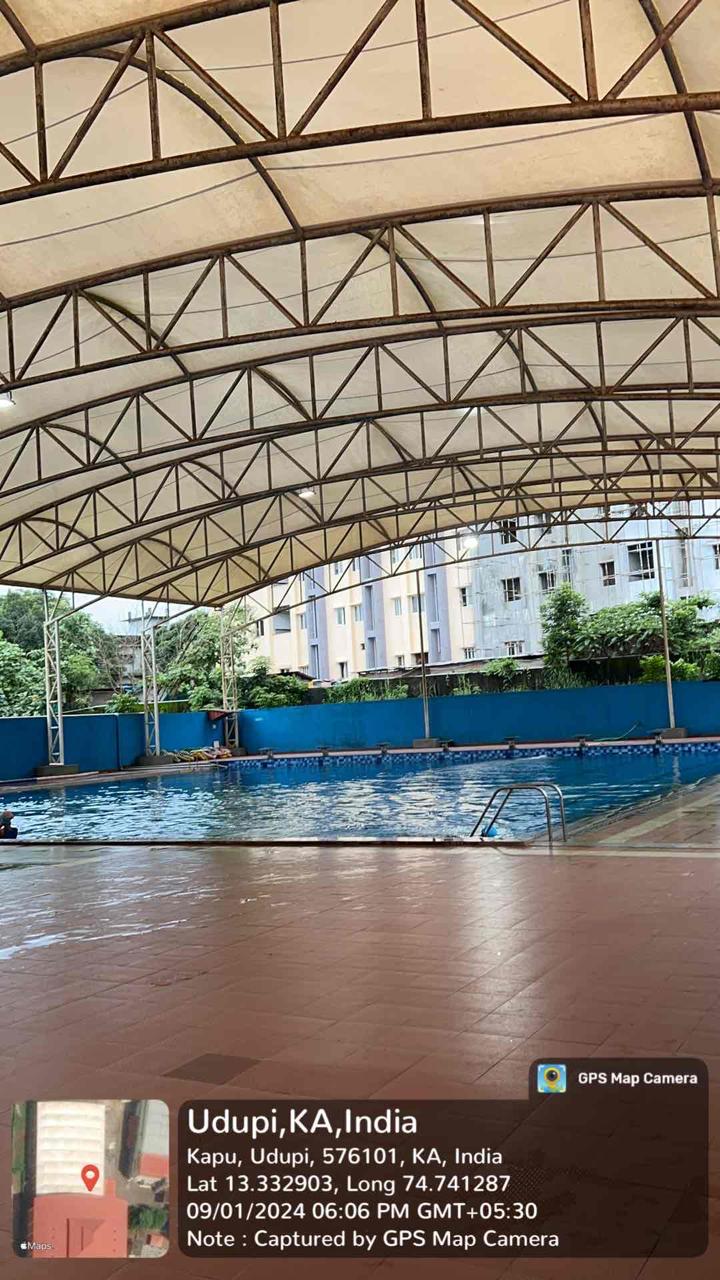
[0,391,15,410]
[298,486,316,499]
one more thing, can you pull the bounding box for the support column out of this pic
[655,538,685,739]
[412,562,439,748]
[141,603,162,759]
[220,605,242,754]
[36,592,79,777]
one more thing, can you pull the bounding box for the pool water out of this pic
[3,748,720,842]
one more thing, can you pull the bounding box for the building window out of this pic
[538,569,556,595]
[299,665,309,675]
[390,546,404,567]
[332,560,345,577]
[600,560,616,587]
[410,594,425,613]
[678,530,690,589]
[272,609,292,633]
[499,519,517,545]
[413,651,429,665]
[462,646,476,660]
[431,630,441,661]
[395,654,406,668]
[628,541,655,580]
[352,603,362,622]
[255,618,265,637]
[714,544,720,571]
[306,599,318,639]
[309,645,320,678]
[363,584,375,630]
[409,544,422,561]
[338,660,348,679]
[459,586,470,607]
[299,612,307,630]
[506,640,524,656]
[334,607,346,625]
[538,511,553,529]
[392,597,403,617]
[501,576,522,603]
[561,547,573,583]
[367,637,377,669]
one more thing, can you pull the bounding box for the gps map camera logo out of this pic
[537,1063,567,1094]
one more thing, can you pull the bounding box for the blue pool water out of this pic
[3,747,720,842]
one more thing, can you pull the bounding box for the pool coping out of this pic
[3,733,720,794]
[0,835,528,849]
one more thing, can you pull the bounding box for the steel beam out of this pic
[0,88,718,210]
[140,603,162,758]
[219,605,240,751]
[42,591,65,766]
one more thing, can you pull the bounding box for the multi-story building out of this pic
[252,504,720,679]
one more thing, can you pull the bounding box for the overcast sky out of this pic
[0,589,165,633]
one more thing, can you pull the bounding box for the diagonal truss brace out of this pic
[42,589,65,766]
[219,603,241,751]
[140,601,162,758]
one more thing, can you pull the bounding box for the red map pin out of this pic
[80,1164,100,1193]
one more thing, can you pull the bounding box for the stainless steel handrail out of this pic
[471,782,567,844]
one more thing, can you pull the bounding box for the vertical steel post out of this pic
[43,591,65,766]
[655,538,676,730]
[415,566,431,739]
[220,605,240,751]
[141,603,161,756]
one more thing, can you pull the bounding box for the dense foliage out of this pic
[154,610,243,710]
[0,590,123,715]
[325,676,408,703]
[236,656,310,708]
[539,585,588,680]
[541,584,720,684]
[156,624,309,709]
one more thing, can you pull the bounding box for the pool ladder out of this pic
[471,782,568,846]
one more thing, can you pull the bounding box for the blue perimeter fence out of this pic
[237,682,720,754]
[1,683,719,781]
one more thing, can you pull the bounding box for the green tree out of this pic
[0,589,122,710]
[105,690,144,713]
[579,592,712,661]
[483,657,521,690]
[540,584,588,680]
[639,654,701,682]
[0,637,45,716]
[237,657,309,708]
[0,590,45,650]
[156,608,253,709]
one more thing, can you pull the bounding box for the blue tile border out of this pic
[225,740,720,771]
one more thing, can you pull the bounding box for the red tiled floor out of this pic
[0,840,719,1278]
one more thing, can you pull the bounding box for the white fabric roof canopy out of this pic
[0,0,718,606]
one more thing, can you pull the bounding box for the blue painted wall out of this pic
[0,716,46,782]
[240,700,425,753]
[0,711,217,781]
[239,682,720,754]
[2,686,720,781]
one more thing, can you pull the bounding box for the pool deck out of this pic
[568,772,720,851]
[0,837,719,1277]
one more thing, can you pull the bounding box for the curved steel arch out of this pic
[3,187,719,402]
[34,455,719,608]
[7,424,720,591]
[0,0,719,610]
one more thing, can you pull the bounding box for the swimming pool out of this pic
[4,745,720,842]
